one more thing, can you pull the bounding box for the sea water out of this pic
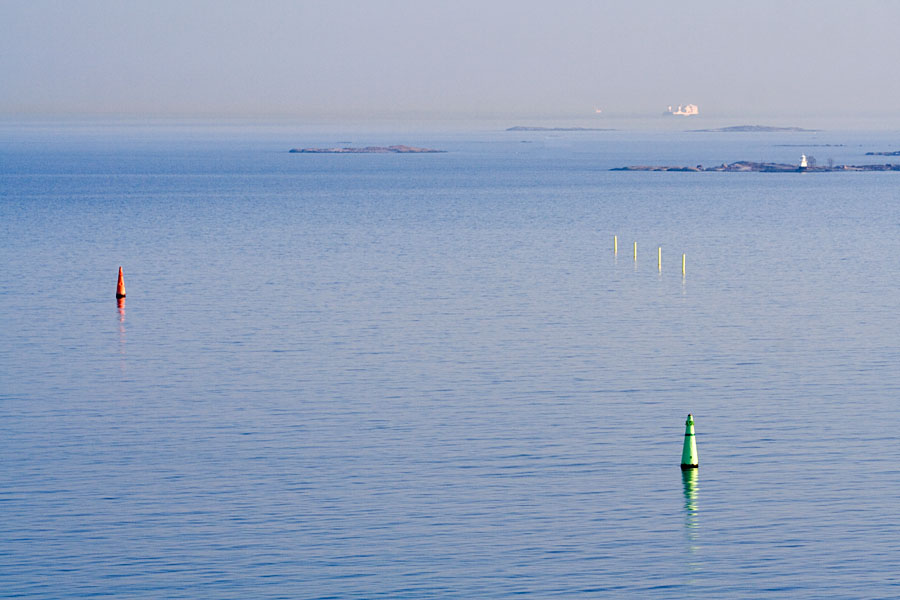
[2,121,900,598]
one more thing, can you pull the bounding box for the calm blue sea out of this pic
[2,121,900,599]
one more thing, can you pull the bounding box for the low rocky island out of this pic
[612,160,900,172]
[506,126,615,132]
[290,145,445,154]
[865,150,900,156]
[690,125,817,133]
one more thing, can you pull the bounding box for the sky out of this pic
[2,0,899,121]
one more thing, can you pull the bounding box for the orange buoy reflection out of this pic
[117,296,126,372]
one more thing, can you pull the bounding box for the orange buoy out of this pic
[116,266,126,298]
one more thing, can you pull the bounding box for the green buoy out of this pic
[680,413,699,470]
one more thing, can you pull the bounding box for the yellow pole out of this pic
[658,247,662,271]
[633,241,637,261]
[614,235,617,255]
[682,253,686,276]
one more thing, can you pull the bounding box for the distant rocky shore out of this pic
[690,125,817,133]
[612,160,900,172]
[865,150,900,156]
[289,145,445,154]
[506,126,615,132]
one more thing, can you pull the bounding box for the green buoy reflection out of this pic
[682,468,700,560]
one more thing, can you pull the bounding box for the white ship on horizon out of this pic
[664,104,699,116]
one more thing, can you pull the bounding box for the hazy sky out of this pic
[2,0,899,120]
